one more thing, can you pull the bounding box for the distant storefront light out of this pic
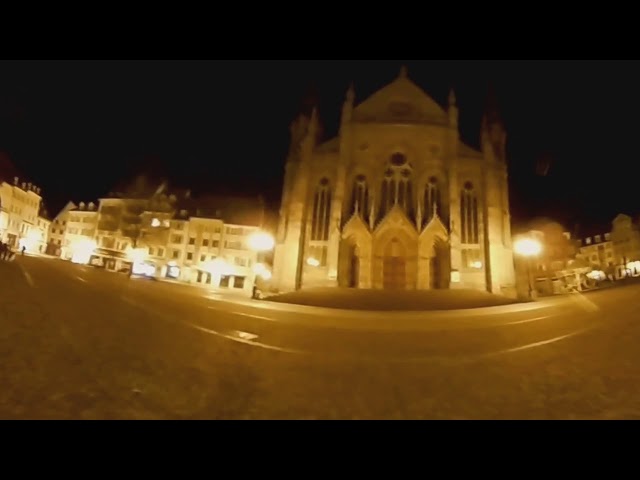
[167,265,181,279]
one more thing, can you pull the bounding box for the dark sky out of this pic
[1,60,639,231]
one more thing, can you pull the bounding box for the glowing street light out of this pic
[247,231,275,252]
[70,239,98,265]
[514,237,542,299]
[514,238,542,257]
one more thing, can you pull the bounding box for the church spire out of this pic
[448,87,458,129]
[482,82,503,126]
[480,83,507,163]
[341,82,355,126]
[448,88,456,106]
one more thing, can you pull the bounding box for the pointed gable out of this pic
[342,212,371,240]
[353,75,448,125]
[374,204,418,237]
[420,212,449,240]
[458,141,483,159]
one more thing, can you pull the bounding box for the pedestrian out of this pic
[21,245,26,256]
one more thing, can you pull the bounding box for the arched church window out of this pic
[424,176,441,224]
[311,178,332,241]
[460,182,479,244]
[350,175,369,218]
[379,153,413,218]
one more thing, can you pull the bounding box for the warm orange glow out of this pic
[126,247,147,263]
[247,231,275,252]
[253,262,272,280]
[514,238,542,257]
[71,239,98,264]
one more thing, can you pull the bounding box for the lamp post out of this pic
[247,231,275,298]
[514,237,542,300]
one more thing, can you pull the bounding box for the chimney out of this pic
[14,177,18,185]
[27,182,32,191]
[21,182,26,190]
[79,202,86,210]
[88,202,95,211]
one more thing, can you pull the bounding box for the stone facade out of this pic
[272,67,516,296]
[0,176,43,249]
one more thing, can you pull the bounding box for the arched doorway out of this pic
[383,238,406,290]
[429,237,450,289]
[348,245,360,288]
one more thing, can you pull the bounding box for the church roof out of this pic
[316,137,340,153]
[458,141,483,158]
[352,70,448,125]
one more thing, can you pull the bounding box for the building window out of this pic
[202,239,209,247]
[157,248,164,257]
[226,227,243,235]
[149,247,155,255]
[462,248,483,269]
[212,240,219,248]
[173,250,180,259]
[311,178,332,241]
[189,237,195,245]
[225,240,243,250]
[172,235,183,244]
[308,245,328,267]
[460,182,479,244]
[233,276,246,289]
[424,176,441,225]
[380,153,413,218]
[219,275,230,288]
[200,254,206,262]
[187,252,193,260]
[235,257,247,267]
[350,175,368,218]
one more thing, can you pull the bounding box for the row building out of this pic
[49,178,268,297]
[0,157,51,254]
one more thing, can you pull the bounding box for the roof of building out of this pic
[173,194,265,227]
[69,201,99,212]
[458,141,483,158]
[315,137,340,153]
[352,68,448,125]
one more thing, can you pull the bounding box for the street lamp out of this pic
[247,230,275,299]
[247,231,275,252]
[514,237,542,299]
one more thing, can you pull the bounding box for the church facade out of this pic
[271,67,516,296]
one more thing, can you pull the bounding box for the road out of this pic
[1,255,640,419]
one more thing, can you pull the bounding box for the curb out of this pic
[211,295,563,320]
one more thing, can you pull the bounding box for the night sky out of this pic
[1,60,638,232]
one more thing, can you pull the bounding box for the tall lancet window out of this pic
[460,182,479,244]
[424,176,441,225]
[311,178,332,242]
[350,175,369,219]
[379,153,413,218]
